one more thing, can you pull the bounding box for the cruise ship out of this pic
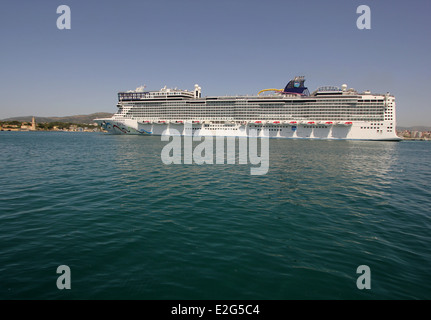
[94,77,400,141]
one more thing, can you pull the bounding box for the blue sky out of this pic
[0,0,430,126]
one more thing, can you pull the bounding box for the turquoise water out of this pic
[0,131,430,300]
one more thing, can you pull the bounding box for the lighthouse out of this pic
[31,116,36,131]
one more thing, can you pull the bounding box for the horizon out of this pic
[1,112,431,130]
[1,0,430,127]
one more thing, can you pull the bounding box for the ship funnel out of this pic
[283,76,309,96]
[194,84,201,98]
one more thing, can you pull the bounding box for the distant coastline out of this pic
[0,113,113,132]
[1,112,113,125]
[0,120,103,132]
[397,128,431,140]
[1,112,430,139]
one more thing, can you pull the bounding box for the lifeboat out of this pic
[158,120,166,124]
[336,121,353,126]
[192,120,200,124]
[174,120,183,124]
[325,121,334,125]
[288,121,298,125]
[254,121,263,125]
[307,121,315,125]
[272,121,281,125]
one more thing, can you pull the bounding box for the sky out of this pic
[0,0,430,127]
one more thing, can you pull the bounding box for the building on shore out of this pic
[31,116,36,131]
[397,129,431,140]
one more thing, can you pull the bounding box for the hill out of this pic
[397,126,431,132]
[1,112,113,124]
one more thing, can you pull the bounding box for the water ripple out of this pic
[0,132,430,299]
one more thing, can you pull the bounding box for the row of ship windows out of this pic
[131,101,386,106]
[129,118,386,123]
[249,126,296,128]
[237,127,361,131]
[127,107,386,111]
[127,105,386,109]
[303,126,330,129]
[128,106,386,111]
[127,117,385,122]
[124,112,386,117]
[128,115,385,119]
[127,110,385,114]
[361,127,394,132]
[127,112,385,117]
[126,109,386,113]
[131,118,386,123]
[137,110,387,114]
[186,127,238,130]
[203,99,383,102]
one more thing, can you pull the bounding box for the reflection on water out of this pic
[109,137,403,204]
[265,140,400,206]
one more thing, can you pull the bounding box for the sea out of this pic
[0,131,430,300]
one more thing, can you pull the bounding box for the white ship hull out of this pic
[95,118,401,141]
